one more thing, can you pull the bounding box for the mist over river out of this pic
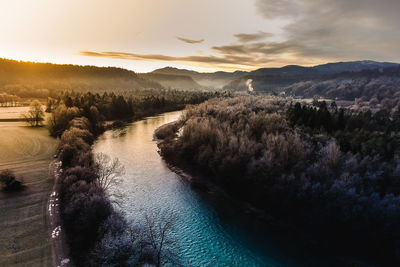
[93,111,330,266]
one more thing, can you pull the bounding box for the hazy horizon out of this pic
[2,56,398,75]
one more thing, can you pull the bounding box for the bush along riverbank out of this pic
[156,96,400,265]
[47,91,216,266]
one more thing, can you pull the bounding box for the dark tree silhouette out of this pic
[23,100,45,127]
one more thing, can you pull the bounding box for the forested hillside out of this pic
[284,67,400,102]
[224,61,400,101]
[3,58,400,105]
[139,73,205,91]
[0,58,162,98]
[152,67,247,89]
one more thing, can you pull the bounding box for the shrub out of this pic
[61,127,94,145]
[88,212,134,266]
[0,169,23,191]
[47,104,80,136]
[62,182,113,263]
[154,121,182,140]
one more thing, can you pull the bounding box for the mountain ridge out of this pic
[2,58,400,99]
[223,60,400,93]
[152,60,399,89]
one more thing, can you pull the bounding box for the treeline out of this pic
[0,92,20,106]
[158,96,400,261]
[56,116,152,265]
[56,116,126,264]
[1,84,55,98]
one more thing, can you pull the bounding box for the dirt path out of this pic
[47,161,71,267]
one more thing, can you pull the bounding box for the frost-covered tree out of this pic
[95,153,125,192]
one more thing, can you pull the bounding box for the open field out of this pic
[0,113,57,266]
[0,106,50,122]
[0,107,29,122]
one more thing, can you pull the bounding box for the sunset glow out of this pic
[1,0,399,72]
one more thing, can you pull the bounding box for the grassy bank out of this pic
[0,121,57,266]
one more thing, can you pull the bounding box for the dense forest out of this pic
[157,96,400,261]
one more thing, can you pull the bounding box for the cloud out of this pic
[234,31,273,43]
[176,36,204,44]
[78,51,251,65]
[254,0,400,61]
[78,39,323,71]
[78,42,304,71]
[255,0,299,18]
[79,0,400,71]
[211,41,303,56]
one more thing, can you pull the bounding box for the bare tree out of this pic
[95,153,125,191]
[22,100,45,127]
[323,140,341,169]
[142,210,179,267]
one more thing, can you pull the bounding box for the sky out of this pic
[0,0,399,72]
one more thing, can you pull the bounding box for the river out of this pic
[93,111,324,267]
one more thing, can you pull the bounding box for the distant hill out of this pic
[139,73,205,91]
[152,67,247,89]
[224,61,400,95]
[3,58,400,101]
[249,61,398,77]
[0,58,163,98]
[311,60,398,74]
[284,66,400,101]
[152,61,399,91]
